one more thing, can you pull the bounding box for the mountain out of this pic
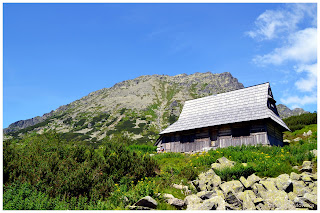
[276,104,309,119]
[4,72,308,143]
[4,72,244,142]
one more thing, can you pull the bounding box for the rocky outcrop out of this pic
[184,159,317,210]
[132,196,158,209]
[276,104,309,119]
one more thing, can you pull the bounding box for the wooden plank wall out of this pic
[160,119,284,152]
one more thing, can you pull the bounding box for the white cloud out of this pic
[253,27,317,65]
[247,4,316,41]
[248,3,317,110]
[280,93,317,107]
[294,63,317,92]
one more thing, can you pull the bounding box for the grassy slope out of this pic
[4,124,317,210]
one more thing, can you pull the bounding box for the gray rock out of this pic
[260,190,295,210]
[128,205,152,210]
[224,190,242,209]
[294,197,315,209]
[246,173,261,187]
[301,172,313,183]
[260,180,277,191]
[290,172,301,180]
[240,176,251,189]
[215,156,235,168]
[220,180,244,194]
[303,192,317,206]
[300,161,313,173]
[186,195,226,210]
[167,198,185,209]
[287,192,297,201]
[242,190,256,210]
[275,174,293,192]
[252,183,267,197]
[196,190,216,200]
[134,196,158,209]
[184,194,202,206]
[162,193,175,200]
[307,130,312,136]
[292,180,310,197]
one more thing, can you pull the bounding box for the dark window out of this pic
[232,127,250,137]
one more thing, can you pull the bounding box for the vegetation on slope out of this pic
[283,112,317,132]
[3,123,317,210]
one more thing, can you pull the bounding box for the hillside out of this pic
[4,72,308,143]
[277,104,309,119]
[4,72,243,142]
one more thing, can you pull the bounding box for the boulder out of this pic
[167,198,185,209]
[303,192,317,206]
[253,197,264,205]
[187,195,225,210]
[292,180,310,197]
[287,192,297,201]
[220,180,244,194]
[215,156,236,168]
[128,205,152,210]
[246,173,261,186]
[275,174,293,192]
[260,180,277,191]
[307,130,312,136]
[134,196,158,209]
[207,196,226,210]
[242,190,256,210]
[260,190,295,210]
[300,161,312,173]
[198,169,221,191]
[252,183,267,197]
[162,193,174,200]
[196,190,216,200]
[211,163,221,170]
[294,197,315,210]
[184,194,202,206]
[256,202,271,210]
[301,172,313,183]
[224,190,242,209]
[290,172,301,181]
[240,176,251,189]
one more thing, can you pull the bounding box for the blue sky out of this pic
[3,3,317,128]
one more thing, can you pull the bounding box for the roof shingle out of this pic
[160,82,290,134]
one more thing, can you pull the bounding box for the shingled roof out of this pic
[160,82,290,135]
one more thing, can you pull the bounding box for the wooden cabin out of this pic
[155,82,290,152]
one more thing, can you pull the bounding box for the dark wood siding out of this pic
[159,119,284,152]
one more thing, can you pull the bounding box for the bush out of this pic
[3,131,159,209]
[283,112,317,131]
[214,164,256,181]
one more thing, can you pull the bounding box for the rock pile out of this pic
[183,158,317,210]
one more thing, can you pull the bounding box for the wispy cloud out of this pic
[280,93,317,107]
[246,4,316,41]
[253,28,317,65]
[247,3,317,110]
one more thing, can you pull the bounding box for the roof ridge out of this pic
[185,82,269,103]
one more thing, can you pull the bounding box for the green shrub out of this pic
[214,164,256,181]
[283,112,317,131]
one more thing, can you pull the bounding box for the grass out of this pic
[3,124,317,210]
